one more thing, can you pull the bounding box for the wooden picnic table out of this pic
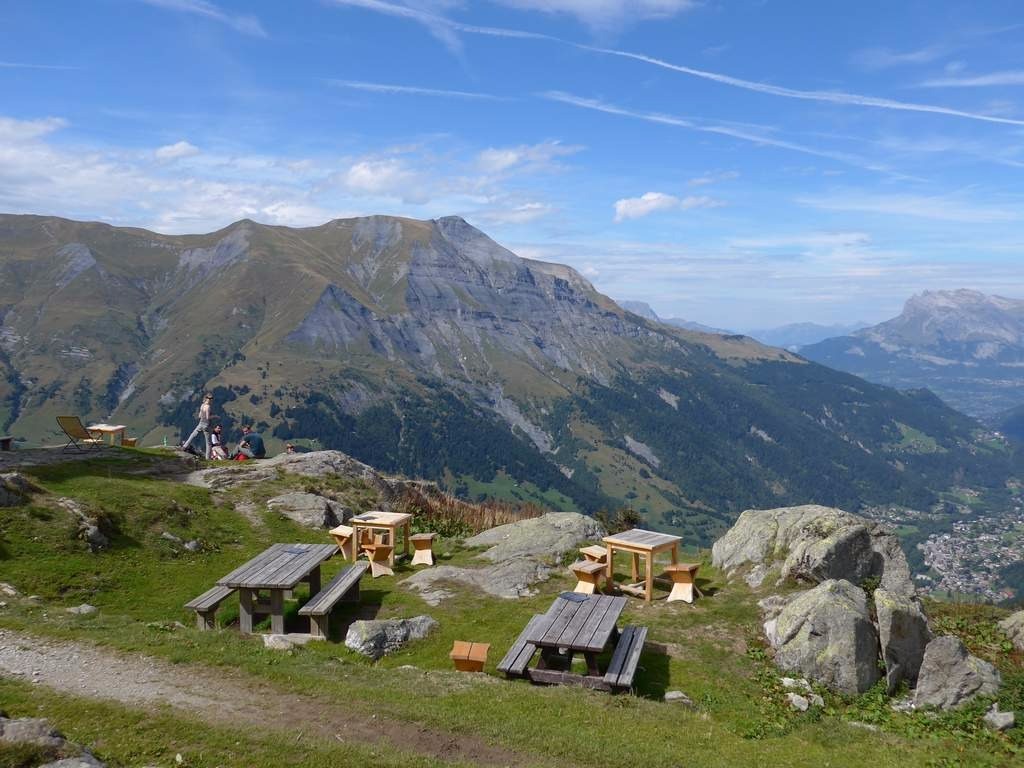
[217,543,337,634]
[603,528,681,602]
[525,593,627,683]
[349,511,412,566]
[87,423,127,445]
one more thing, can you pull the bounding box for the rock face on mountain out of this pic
[875,588,932,693]
[1,215,1018,545]
[711,504,914,596]
[802,289,1024,418]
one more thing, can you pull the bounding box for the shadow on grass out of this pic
[696,576,719,598]
[634,643,671,700]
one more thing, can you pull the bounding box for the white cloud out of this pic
[798,193,1021,224]
[327,79,506,100]
[730,232,872,250]
[0,61,77,71]
[341,157,426,201]
[140,0,267,37]
[688,170,739,187]
[475,201,553,224]
[155,140,200,161]
[0,116,67,142]
[921,70,1024,87]
[613,191,721,222]
[491,1,696,29]
[851,45,948,72]
[475,140,581,174]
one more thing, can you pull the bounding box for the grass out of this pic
[1,455,1022,767]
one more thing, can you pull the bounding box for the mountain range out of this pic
[801,289,1024,421]
[1,214,1019,544]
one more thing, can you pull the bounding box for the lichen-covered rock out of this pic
[983,704,1015,732]
[344,616,438,658]
[465,512,605,563]
[914,636,1001,710]
[999,610,1024,651]
[403,559,552,605]
[712,504,914,596]
[266,492,346,529]
[0,717,67,749]
[65,604,97,616]
[766,579,881,695]
[40,756,106,768]
[875,588,932,693]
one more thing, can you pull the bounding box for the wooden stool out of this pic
[410,532,436,566]
[364,543,394,578]
[578,545,607,563]
[665,563,703,604]
[450,641,490,672]
[122,437,138,447]
[570,560,606,594]
[329,524,355,560]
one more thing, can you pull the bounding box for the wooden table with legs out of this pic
[349,511,412,566]
[603,528,681,602]
[86,423,127,445]
[217,543,337,634]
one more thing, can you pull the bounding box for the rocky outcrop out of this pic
[875,588,932,693]
[404,559,552,605]
[765,579,881,695]
[466,512,605,563]
[913,636,1001,710]
[266,492,348,529]
[344,616,438,659]
[56,498,109,552]
[712,504,914,596]
[999,610,1024,651]
[0,472,39,507]
[0,716,105,766]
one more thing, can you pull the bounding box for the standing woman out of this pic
[180,392,214,459]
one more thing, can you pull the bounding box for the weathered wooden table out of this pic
[524,593,627,686]
[217,543,337,634]
[86,423,127,445]
[350,511,413,566]
[603,528,681,602]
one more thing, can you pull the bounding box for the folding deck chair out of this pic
[56,416,105,452]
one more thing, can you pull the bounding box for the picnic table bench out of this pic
[298,561,368,638]
[184,584,235,630]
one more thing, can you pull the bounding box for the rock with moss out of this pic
[465,512,605,563]
[0,472,39,507]
[913,636,1001,710]
[999,610,1024,651]
[765,579,881,695]
[712,504,913,596]
[874,588,932,693]
[344,616,438,659]
[266,492,346,529]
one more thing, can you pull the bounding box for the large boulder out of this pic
[999,610,1024,651]
[765,579,881,695]
[0,717,66,749]
[874,588,932,693]
[403,559,552,605]
[40,757,106,768]
[712,504,914,596]
[344,616,438,659]
[914,636,1001,710]
[466,512,606,563]
[0,472,39,507]
[266,492,347,529]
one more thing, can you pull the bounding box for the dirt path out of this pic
[0,629,541,768]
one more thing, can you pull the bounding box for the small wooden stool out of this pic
[364,543,394,578]
[329,524,355,560]
[122,437,138,447]
[570,560,606,594]
[450,641,490,672]
[410,532,437,566]
[665,563,703,604]
[578,545,607,563]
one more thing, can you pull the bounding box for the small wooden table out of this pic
[525,593,627,684]
[86,423,127,445]
[350,511,412,566]
[603,528,681,602]
[217,543,337,634]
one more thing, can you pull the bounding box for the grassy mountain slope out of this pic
[1,214,1020,542]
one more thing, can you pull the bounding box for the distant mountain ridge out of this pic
[801,289,1024,419]
[1,215,1019,545]
[617,300,733,334]
[747,321,869,351]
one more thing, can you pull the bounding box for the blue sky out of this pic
[3,0,1024,328]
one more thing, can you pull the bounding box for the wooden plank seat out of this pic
[328,524,355,560]
[578,545,607,563]
[664,563,703,604]
[570,560,606,594]
[363,542,394,578]
[603,625,648,691]
[450,641,490,672]
[0,436,13,451]
[298,561,369,638]
[184,585,235,630]
[409,532,436,566]
[497,614,548,678]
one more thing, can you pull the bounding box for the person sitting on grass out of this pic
[232,425,266,460]
[209,424,228,460]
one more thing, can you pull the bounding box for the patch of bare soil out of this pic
[0,629,544,767]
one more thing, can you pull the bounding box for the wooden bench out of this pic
[450,641,490,672]
[579,545,607,563]
[496,614,547,678]
[603,625,648,691]
[328,524,355,560]
[0,436,13,451]
[409,532,436,566]
[570,560,606,594]
[664,563,703,604]
[298,561,369,639]
[184,585,235,630]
